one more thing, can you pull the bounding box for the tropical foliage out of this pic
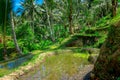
[0,0,120,79]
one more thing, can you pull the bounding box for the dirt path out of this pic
[74,65,93,80]
[19,65,94,80]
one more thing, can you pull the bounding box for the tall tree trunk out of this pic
[10,12,22,55]
[3,0,8,60]
[30,0,35,41]
[44,0,55,41]
[111,0,117,17]
[68,0,73,34]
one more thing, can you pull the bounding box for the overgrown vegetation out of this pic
[0,0,120,79]
[0,0,114,60]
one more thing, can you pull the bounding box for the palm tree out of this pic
[18,0,38,41]
[22,0,35,34]
[10,11,23,55]
[0,0,23,60]
[0,0,10,60]
[17,0,45,41]
[44,0,55,41]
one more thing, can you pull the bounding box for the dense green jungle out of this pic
[0,0,120,80]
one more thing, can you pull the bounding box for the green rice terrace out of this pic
[0,0,120,80]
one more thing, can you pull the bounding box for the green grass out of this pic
[39,52,89,80]
[0,69,13,77]
[0,50,42,77]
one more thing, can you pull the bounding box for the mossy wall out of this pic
[92,20,120,80]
